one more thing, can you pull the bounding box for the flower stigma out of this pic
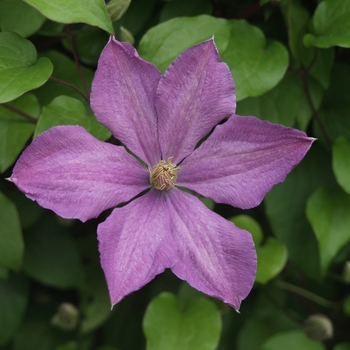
[149,157,180,191]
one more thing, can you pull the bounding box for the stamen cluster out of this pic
[149,158,180,191]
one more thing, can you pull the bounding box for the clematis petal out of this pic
[167,189,256,310]
[9,126,149,222]
[177,115,315,209]
[90,37,162,166]
[98,190,178,305]
[156,39,235,163]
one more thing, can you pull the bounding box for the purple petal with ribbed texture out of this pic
[168,189,256,310]
[9,126,149,222]
[90,37,162,166]
[98,190,178,305]
[177,115,315,209]
[156,39,235,163]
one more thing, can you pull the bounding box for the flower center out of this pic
[149,157,180,191]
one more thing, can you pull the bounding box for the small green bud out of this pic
[51,303,79,331]
[304,314,333,341]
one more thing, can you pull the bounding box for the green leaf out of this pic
[5,191,43,229]
[265,144,336,279]
[0,93,40,173]
[138,15,232,73]
[230,215,263,246]
[34,50,93,107]
[0,32,53,103]
[0,0,46,38]
[24,0,114,34]
[80,265,111,334]
[237,71,323,130]
[0,192,24,271]
[34,95,111,141]
[256,238,287,284]
[304,0,350,48]
[107,0,131,21]
[139,16,288,100]
[306,186,350,274]
[230,215,287,283]
[23,214,86,289]
[333,137,350,194]
[304,48,334,90]
[280,0,310,66]
[143,292,221,350]
[315,63,350,145]
[160,0,213,22]
[0,273,29,345]
[12,303,72,350]
[237,297,298,350]
[62,27,109,66]
[262,330,326,350]
[221,20,288,100]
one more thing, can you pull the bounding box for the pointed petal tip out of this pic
[10,125,148,223]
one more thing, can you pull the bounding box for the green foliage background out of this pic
[1,0,350,349]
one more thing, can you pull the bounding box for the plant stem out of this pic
[1,103,37,123]
[277,280,335,308]
[49,76,90,103]
[65,24,90,100]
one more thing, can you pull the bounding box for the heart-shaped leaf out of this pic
[0,32,53,103]
[265,144,336,279]
[262,330,325,350]
[0,93,40,173]
[34,95,111,141]
[306,186,350,274]
[221,20,288,100]
[230,215,287,284]
[256,238,288,284]
[230,214,263,246]
[143,292,221,350]
[138,16,288,100]
[0,0,45,38]
[24,0,114,34]
[304,0,350,48]
[138,15,232,73]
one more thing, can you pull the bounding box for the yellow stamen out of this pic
[149,157,180,191]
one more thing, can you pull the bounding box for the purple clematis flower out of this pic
[9,37,314,310]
